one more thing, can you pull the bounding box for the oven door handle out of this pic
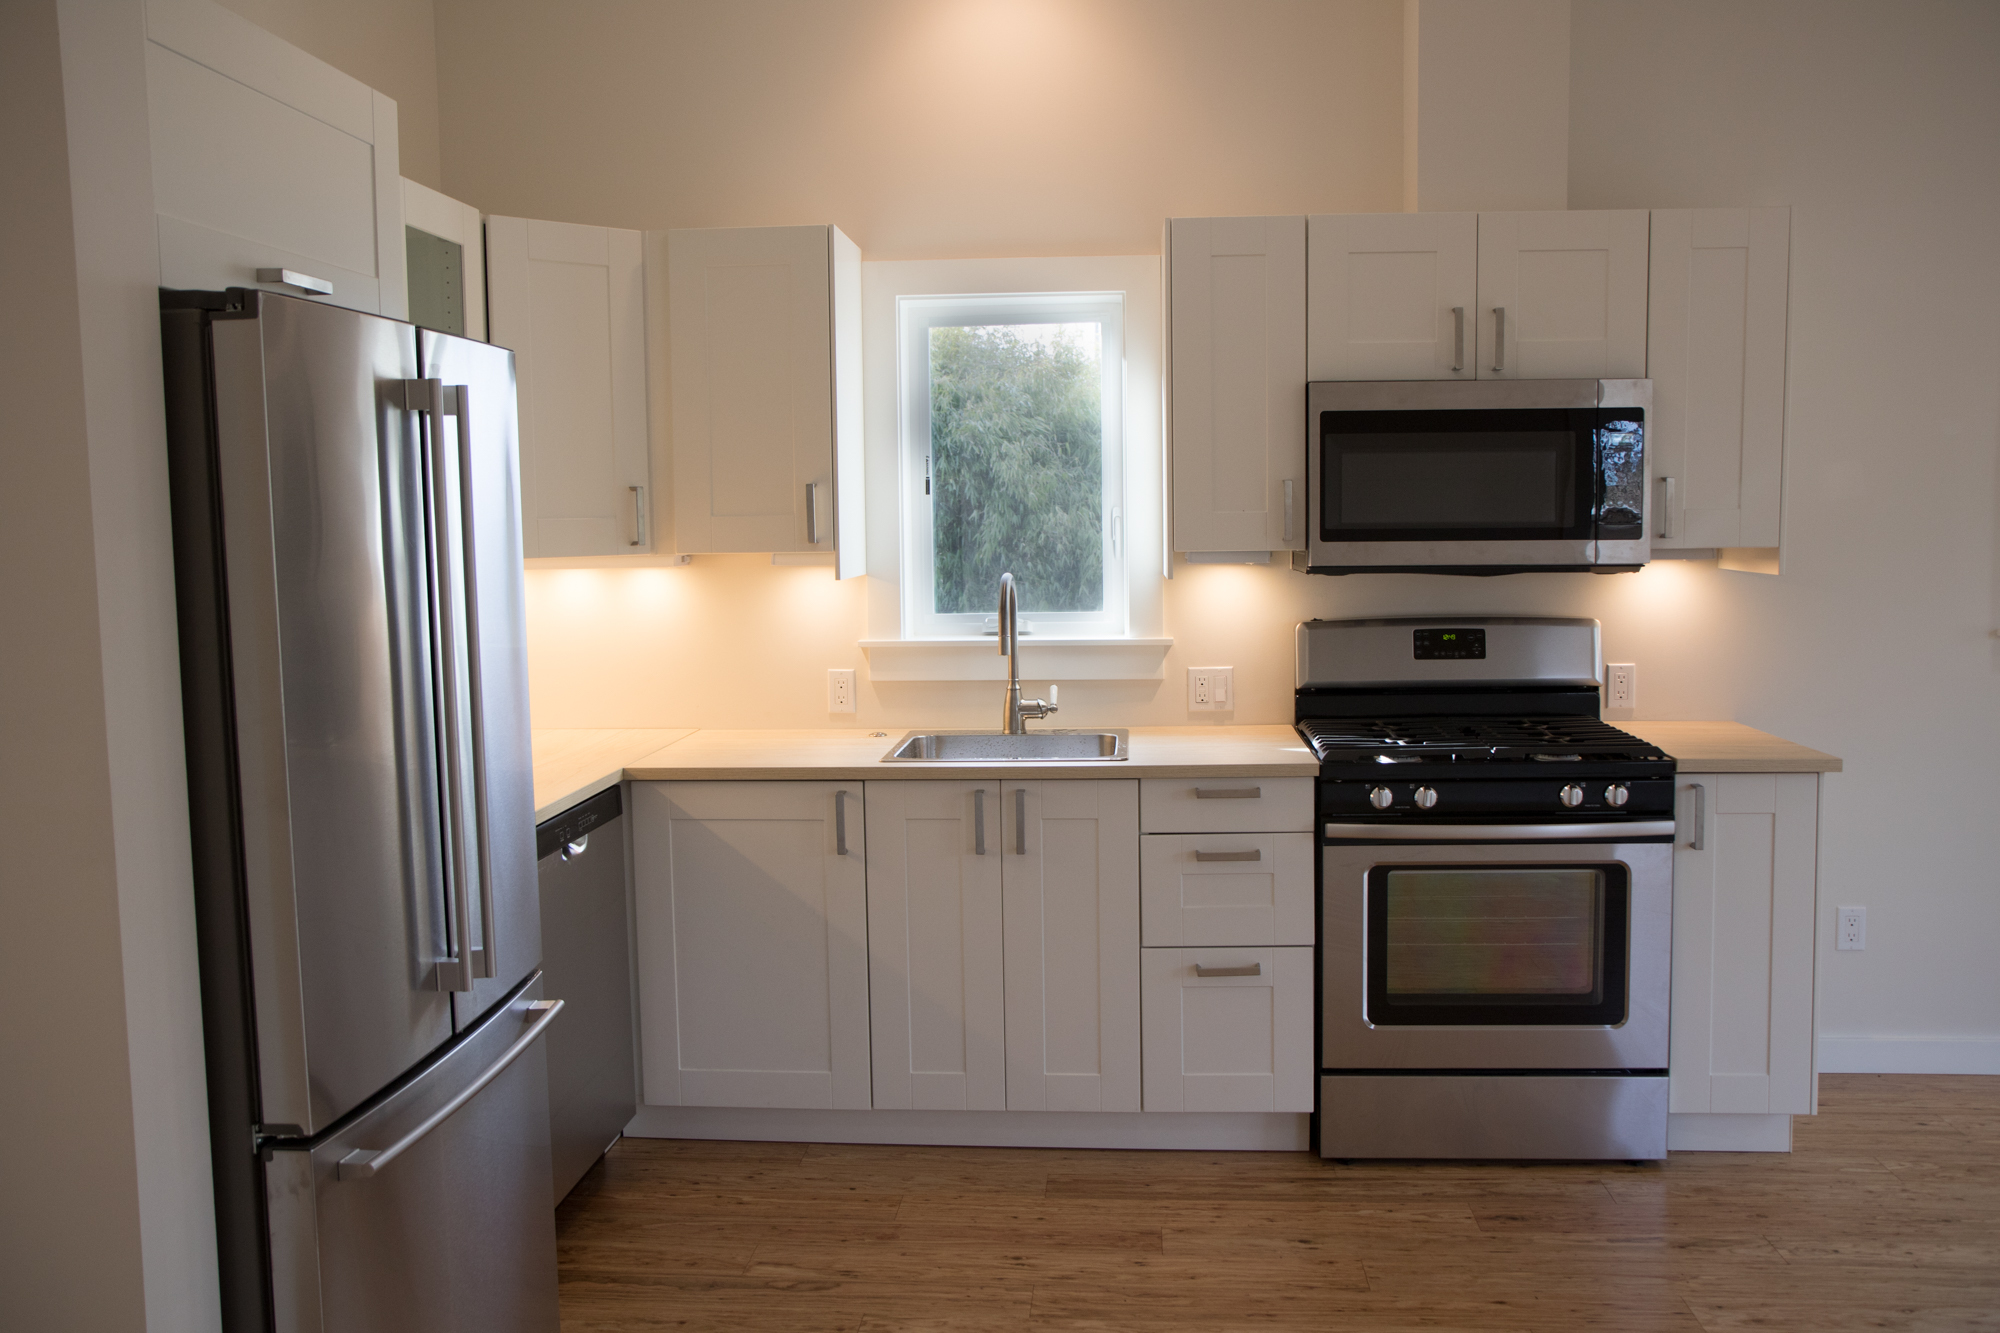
[1323,820,1677,842]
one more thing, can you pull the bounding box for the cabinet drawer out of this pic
[1140,776,1312,833]
[1141,947,1314,1112]
[1140,833,1313,946]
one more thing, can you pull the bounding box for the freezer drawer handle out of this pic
[1194,786,1260,800]
[1195,962,1261,978]
[336,999,564,1181]
[1323,820,1678,842]
[1194,849,1261,862]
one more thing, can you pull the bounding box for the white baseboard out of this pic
[1816,1036,2000,1075]
[1668,1112,1792,1153]
[625,1105,1312,1151]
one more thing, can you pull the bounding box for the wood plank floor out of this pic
[554,1075,2000,1332]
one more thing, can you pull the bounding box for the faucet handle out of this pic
[1049,685,1058,706]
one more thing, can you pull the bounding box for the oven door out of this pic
[1304,379,1649,572]
[1321,834,1670,1070]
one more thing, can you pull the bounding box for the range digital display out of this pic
[1413,627,1486,660]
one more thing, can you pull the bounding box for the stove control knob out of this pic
[1414,786,1439,810]
[1559,783,1587,808]
[1368,786,1395,810]
[1605,783,1631,808]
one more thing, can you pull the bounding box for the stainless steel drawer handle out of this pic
[1195,962,1261,978]
[256,267,333,295]
[1194,787,1260,800]
[1688,782,1705,850]
[1194,849,1261,862]
[336,998,563,1180]
[834,789,850,856]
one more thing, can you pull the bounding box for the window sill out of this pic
[858,637,1174,682]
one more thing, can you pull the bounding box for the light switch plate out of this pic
[828,668,856,713]
[1187,667,1233,713]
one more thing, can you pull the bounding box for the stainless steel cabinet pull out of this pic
[1281,479,1294,544]
[834,789,849,856]
[1194,849,1261,862]
[1689,782,1705,850]
[974,788,987,856]
[1195,962,1261,978]
[629,485,647,547]
[1491,307,1506,373]
[1656,476,1675,540]
[337,999,564,1180]
[1194,786,1260,800]
[1015,787,1027,855]
[256,267,332,295]
[806,482,821,544]
[1450,306,1465,372]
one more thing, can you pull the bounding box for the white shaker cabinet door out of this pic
[1141,947,1314,1112]
[487,217,652,557]
[666,225,861,560]
[630,782,872,1110]
[1670,773,1820,1116]
[1166,216,1307,555]
[1001,780,1142,1112]
[1307,212,1478,381]
[1647,208,1791,552]
[863,781,1007,1111]
[1475,210,1650,379]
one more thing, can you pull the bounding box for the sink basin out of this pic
[882,729,1129,762]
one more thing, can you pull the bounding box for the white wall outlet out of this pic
[1837,906,1866,951]
[827,668,856,713]
[1187,667,1234,712]
[1606,663,1637,711]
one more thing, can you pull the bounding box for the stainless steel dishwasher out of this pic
[536,785,638,1202]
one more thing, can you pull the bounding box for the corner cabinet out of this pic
[662,225,864,574]
[630,782,872,1109]
[486,217,653,557]
[1165,216,1306,558]
[1669,773,1821,1144]
[1647,208,1791,556]
[144,0,406,318]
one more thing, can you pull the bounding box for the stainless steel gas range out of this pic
[1299,617,1676,1160]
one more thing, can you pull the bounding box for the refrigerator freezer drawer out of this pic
[266,975,561,1333]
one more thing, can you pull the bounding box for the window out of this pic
[899,291,1125,638]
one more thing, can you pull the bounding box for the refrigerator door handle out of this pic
[442,385,498,978]
[336,999,564,1180]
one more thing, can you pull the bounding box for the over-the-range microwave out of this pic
[1298,378,1651,575]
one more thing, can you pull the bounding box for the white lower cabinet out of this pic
[1002,781,1143,1112]
[630,782,872,1109]
[863,781,1007,1111]
[1670,772,1821,1118]
[1142,948,1314,1112]
[1139,832,1314,947]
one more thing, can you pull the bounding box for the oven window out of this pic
[1320,408,1597,542]
[1365,864,1630,1027]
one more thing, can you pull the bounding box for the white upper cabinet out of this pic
[1648,208,1791,552]
[487,217,652,557]
[664,225,864,572]
[1670,773,1820,1118]
[1474,210,1650,379]
[630,782,872,1110]
[1166,216,1306,555]
[143,0,405,318]
[863,781,1007,1112]
[1307,212,1477,381]
[400,179,485,341]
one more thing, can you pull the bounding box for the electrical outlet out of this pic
[1837,906,1866,951]
[1187,667,1234,713]
[827,668,856,713]
[1606,663,1636,711]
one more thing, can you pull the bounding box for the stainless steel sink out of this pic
[881,729,1129,762]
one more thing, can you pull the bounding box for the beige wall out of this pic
[214,0,444,189]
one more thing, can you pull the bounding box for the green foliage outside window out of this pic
[928,324,1104,614]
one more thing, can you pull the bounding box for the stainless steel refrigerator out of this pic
[162,289,560,1332]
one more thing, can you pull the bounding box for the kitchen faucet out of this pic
[997,572,1057,734]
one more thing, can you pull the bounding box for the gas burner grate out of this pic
[1299,716,1663,762]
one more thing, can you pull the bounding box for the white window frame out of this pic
[898,290,1127,640]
